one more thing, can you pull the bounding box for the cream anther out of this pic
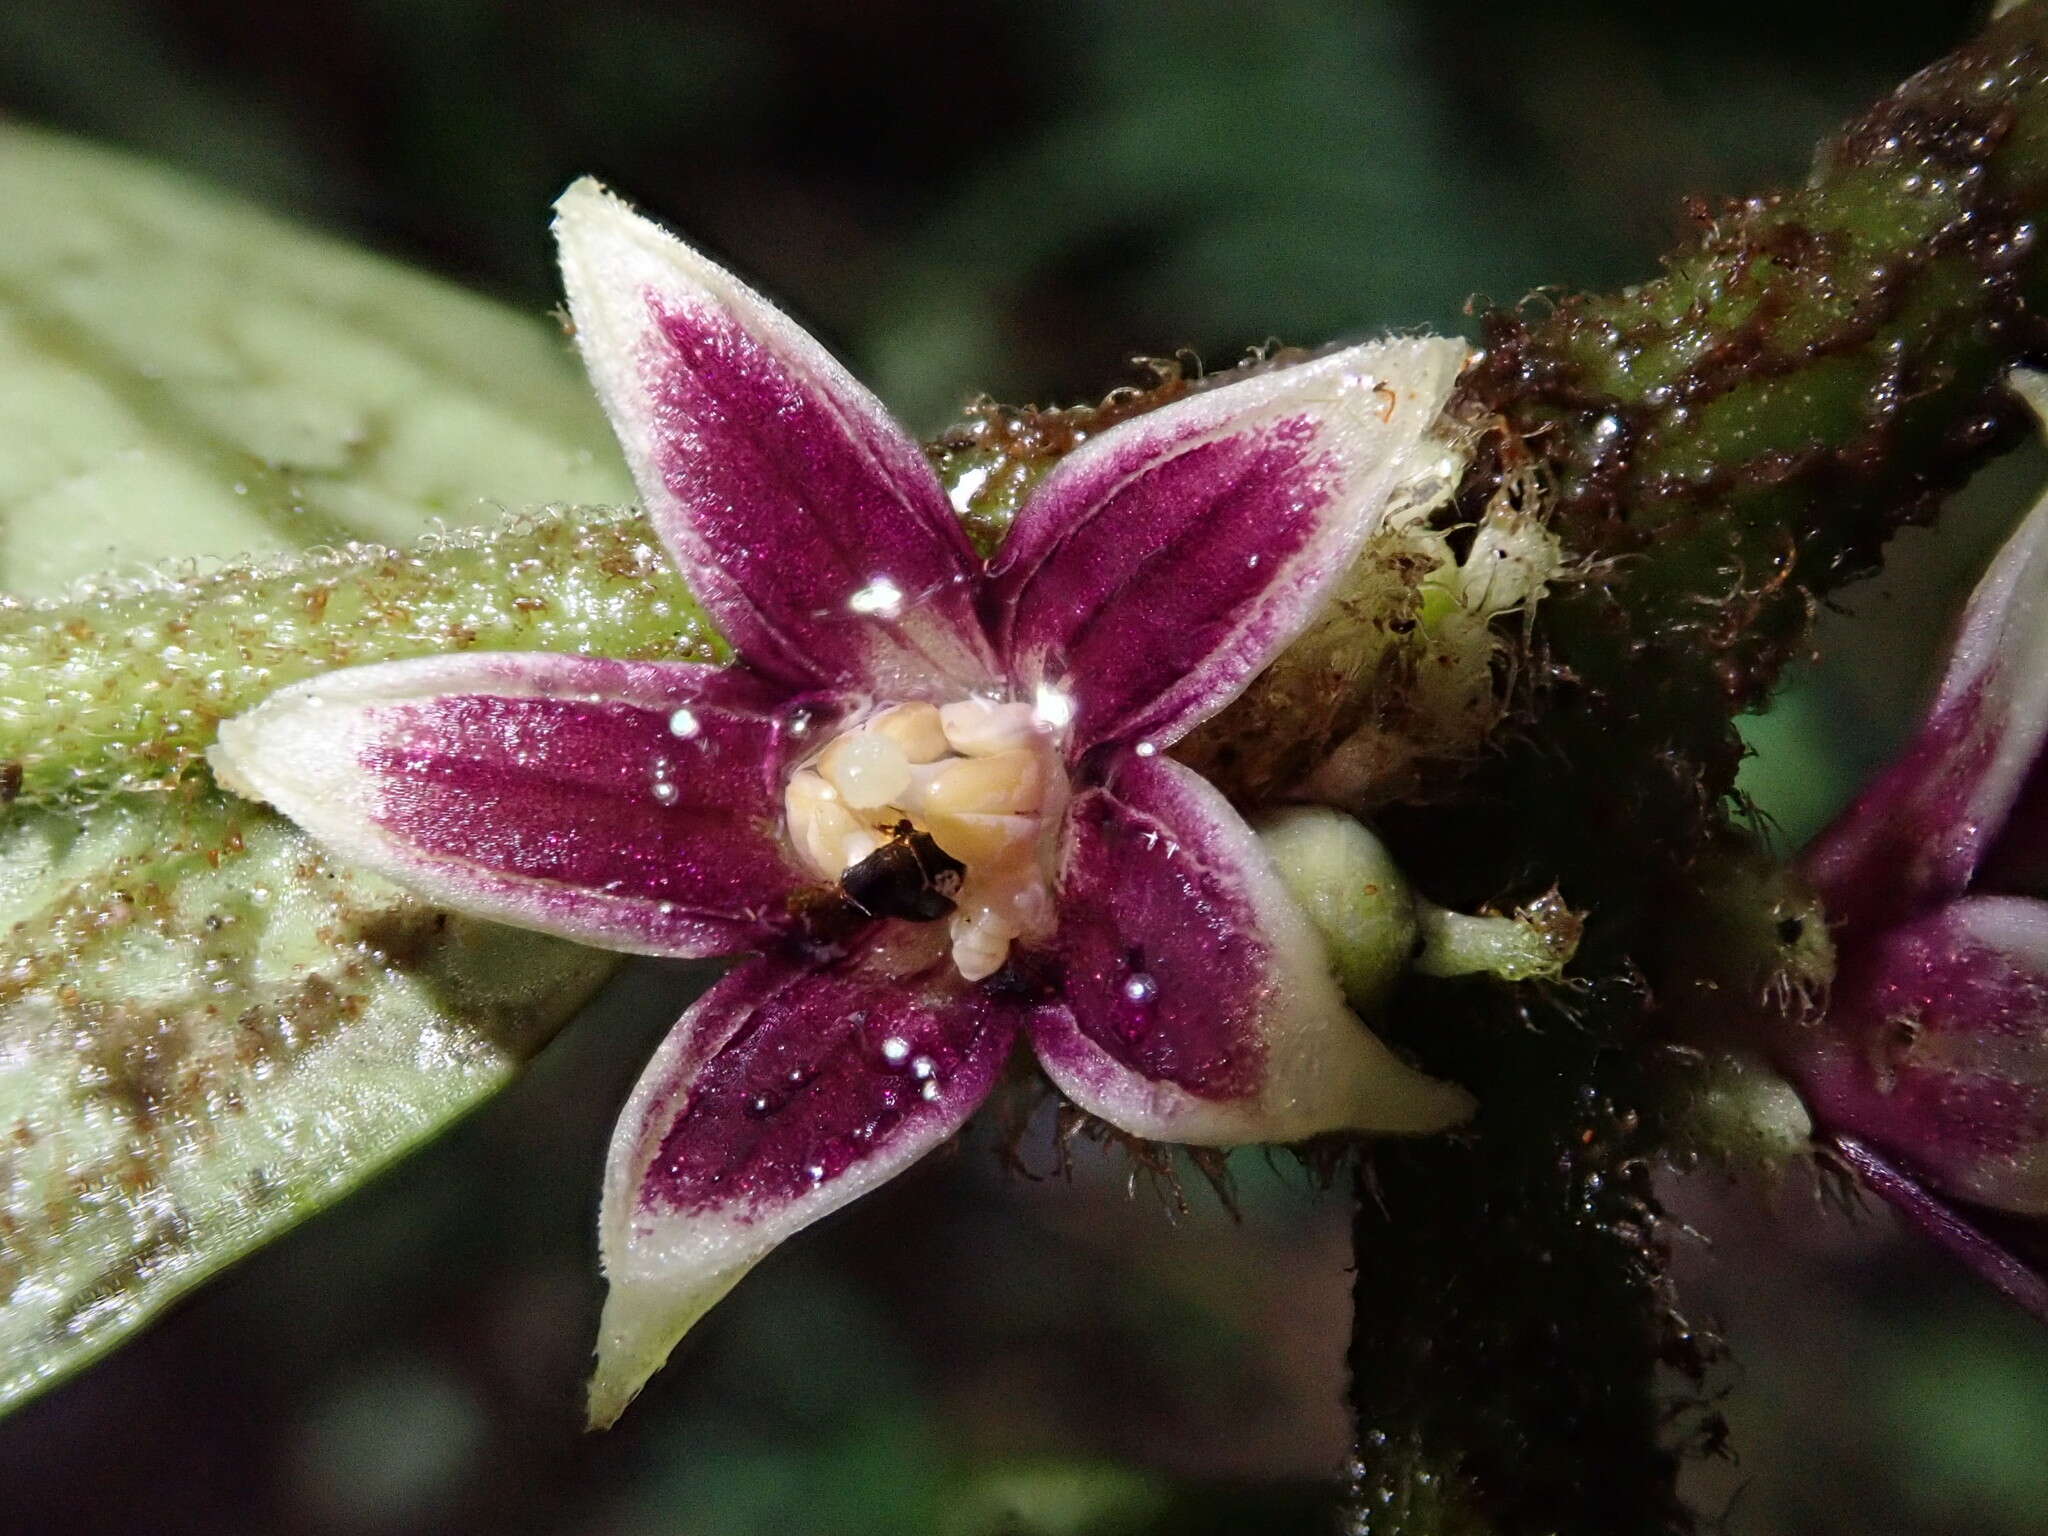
[938,699,1037,756]
[924,748,1042,817]
[868,701,950,763]
[819,731,911,809]
[786,696,1063,980]
[920,810,1036,868]
[949,903,1018,982]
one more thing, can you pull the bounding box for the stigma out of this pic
[785,698,1060,980]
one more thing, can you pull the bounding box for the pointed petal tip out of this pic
[1037,754,1477,1146]
[204,722,263,803]
[584,1263,748,1431]
[204,676,367,825]
[551,175,693,284]
[1351,1064,1476,1138]
[552,173,615,221]
[205,654,816,958]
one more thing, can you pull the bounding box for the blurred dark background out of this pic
[6,3,2048,1534]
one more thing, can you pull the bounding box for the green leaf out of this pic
[0,123,632,597]
[0,126,644,1414]
[0,792,616,1409]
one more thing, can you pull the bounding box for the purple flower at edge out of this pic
[1785,388,2048,1318]
[210,181,1476,1424]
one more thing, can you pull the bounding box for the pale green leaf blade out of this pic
[0,793,619,1410]
[0,128,656,1414]
[0,123,633,595]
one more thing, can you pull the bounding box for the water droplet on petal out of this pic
[848,576,905,616]
[1032,682,1076,730]
[668,707,700,738]
[920,1078,942,1102]
[1122,972,1157,1004]
[909,1054,937,1081]
[651,780,679,805]
[880,1036,911,1065]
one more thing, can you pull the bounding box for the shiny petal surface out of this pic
[592,934,1020,1426]
[1803,477,2048,933]
[1030,752,1473,1145]
[554,179,996,696]
[989,337,1466,755]
[1787,895,2048,1215]
[1833,1136,2048,1324]
[211,652,835,957]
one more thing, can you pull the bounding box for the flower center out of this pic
[785,698,1062,981]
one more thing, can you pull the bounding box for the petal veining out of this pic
[210,652,836,957]
[989,337,1467,755]
[1029,751,1473,1145]
[591,933,1020,1426]
[554,179,996,696]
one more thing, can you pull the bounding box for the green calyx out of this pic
[1255,806,1582,1016]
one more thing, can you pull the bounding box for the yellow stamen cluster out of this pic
[785,698,1058,980]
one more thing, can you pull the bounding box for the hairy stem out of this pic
[1346,6,2048,1532]
[0,506,718,807]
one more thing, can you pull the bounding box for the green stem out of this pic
[1467,1,2048,787]
[1345,7,2048,1531]
[0,506,718,806]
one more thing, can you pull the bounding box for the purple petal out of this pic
[1803,481,2048,932]
[1832,1135,2048,1325]
[1785,895,2048,1216]
[989,338,1466,755]
[554,180,997,697]
[1028,751,1473,1145]
[211,652,838,957]
[591,932,1019,1425]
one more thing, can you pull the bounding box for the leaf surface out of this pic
[0,126,646,1413]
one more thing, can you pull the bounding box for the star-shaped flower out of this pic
[211,181,1475,1425]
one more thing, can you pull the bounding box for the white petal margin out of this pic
[1031,752,1475,1145]
[208,651,818,958]
[591,936,1018,1427]
[990,332,1472,755]
[552,178,996,696]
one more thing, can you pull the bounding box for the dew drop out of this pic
[909,1054,937,1081]
[651,780,679,805]
[806,1163,827,1182]
[668,707,700,738]
[920,1078,942,1102]
[848,576,905,616]
[1032,681,1076,730]
[1122,972,1158,1004]
[748,1094,773,1117]
[880,1036,911,1065]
